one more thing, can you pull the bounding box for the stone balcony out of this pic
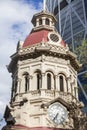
[13,89,78,106]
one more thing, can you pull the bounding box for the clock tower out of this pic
[2,9,87,130]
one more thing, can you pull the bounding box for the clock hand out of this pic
[53,113,59,121]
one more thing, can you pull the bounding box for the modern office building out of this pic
[46,0,87,110]
[46,0,87,52]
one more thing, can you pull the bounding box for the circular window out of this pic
[50,33,59,42]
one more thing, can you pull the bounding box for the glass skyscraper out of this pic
[46,0,87,52]
[46,0,87,111]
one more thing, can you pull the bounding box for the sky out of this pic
[0,0,42,128]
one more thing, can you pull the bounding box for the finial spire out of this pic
[43,0,46,11]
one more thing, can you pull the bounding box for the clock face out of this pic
[48,102,68,125]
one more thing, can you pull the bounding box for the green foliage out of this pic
[75,39,87,69]
[75,40,87,93]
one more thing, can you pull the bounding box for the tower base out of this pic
[2,125,74,130]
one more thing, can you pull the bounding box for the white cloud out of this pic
[0,0,42,127]
[0,101,6,115]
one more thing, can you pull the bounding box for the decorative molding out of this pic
[19,43,67,56]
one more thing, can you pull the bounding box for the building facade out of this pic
[2,9,87,130]
[46,0,87,51]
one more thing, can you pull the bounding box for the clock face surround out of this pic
[48,32,62,45]
[48,102,68,125]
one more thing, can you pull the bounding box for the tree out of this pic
[75,40,87,105]
[75,39,87,70]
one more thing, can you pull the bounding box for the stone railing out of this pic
[14,89,78,104]
[18,89,77,102]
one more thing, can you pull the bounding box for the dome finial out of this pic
[43,0,46,11]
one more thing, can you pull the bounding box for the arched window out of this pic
[46,18,49,25]
[33,71,42,91]
[15,79,18,93]
[12,76,18,94]
[47,73,51,90]
[11,80,14,99]
[23,73,29,92]
[11,79,16,99]
[37,73,42,90]
[39,19,42,25]
[59,75,64,91]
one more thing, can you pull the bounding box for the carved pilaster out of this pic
[42,17,46,25]
[54,75,58,91]
[29,75,33,91]
[17,78,22,93]
[67,76,72,94]
[41,73,46,89]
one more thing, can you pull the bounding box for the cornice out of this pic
[19,42,67,55]
[8,42,81,72]
[32,25,55,32]
[31,11,57,24]
[19,43,80,71]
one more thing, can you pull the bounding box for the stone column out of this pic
[54,75,57,91]
[17,78,21,94]
[64,77,67,93]
[42,17,46,25]
[57,75,60,91]
[76,87,79,99]
[65,78,69,93]
[36,18,39,27]
[67,76,72,94]
[72,81,75,96]
[41,73,46,89]
[29,75,33,91]
[49,18,52,26]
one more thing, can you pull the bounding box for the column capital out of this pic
[29,75,33,79]
[42,73,45,76]
[17,78,22,82]
[54,74,58,77]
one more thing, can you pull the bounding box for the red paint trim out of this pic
[61,40,66,47]
[12,125,73,130]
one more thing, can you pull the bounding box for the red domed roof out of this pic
[23,30,66,48]
[23,30,49,48]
